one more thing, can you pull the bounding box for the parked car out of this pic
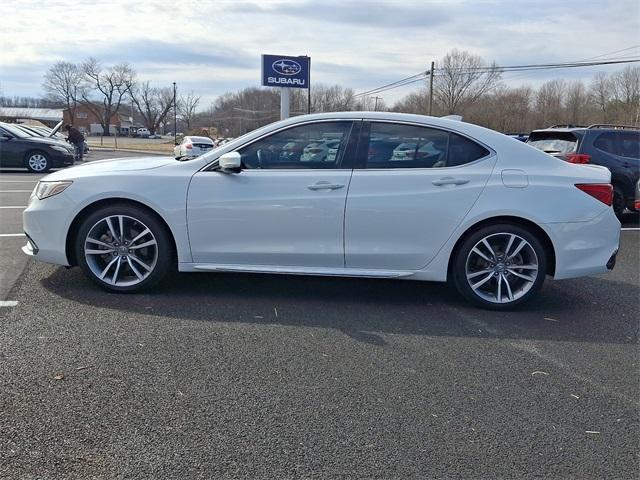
[0,122,74,172]
[507,133,529,142]
[300,139,341,162]
[174,136,215,158]
[527,124,639,218]
[635,179,640,212]
[15,123,89,154]
[134,128,150,138]
[22,112,620,309]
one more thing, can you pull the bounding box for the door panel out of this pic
[345,122,496,270]
[187,170,351,266]
[186,120,358,267]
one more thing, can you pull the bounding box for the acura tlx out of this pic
[22,112,620,309]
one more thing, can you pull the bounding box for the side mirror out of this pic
[0,134,12,141]
[218,151,242,173]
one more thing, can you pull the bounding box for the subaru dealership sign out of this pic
[261,54,310,89]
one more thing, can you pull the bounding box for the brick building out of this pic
[63,104,131,136]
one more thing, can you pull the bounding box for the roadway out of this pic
[0,152,638,479]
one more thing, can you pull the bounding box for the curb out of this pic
[88,147,170,155]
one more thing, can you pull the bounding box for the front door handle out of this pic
[307,181,345,191]
[432,177,470,186]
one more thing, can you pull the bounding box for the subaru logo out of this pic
[272,59,302,76]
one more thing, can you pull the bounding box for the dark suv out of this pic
[527,124,640,218]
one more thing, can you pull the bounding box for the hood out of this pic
[24,136,71,149]
[44,155,177,180]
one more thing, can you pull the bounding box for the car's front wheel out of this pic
[75,204,174,292]
[452,224,547,309]
[25,151,51,173]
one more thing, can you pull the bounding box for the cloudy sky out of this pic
[1,0,638,106]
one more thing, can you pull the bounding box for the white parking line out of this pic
[0,180,39,183]
[621,227,639,231]
[0,206,26,209]
[0,190,33,193]
[0,301,18,307]
[0,233,25,237]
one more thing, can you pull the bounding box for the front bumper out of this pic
[22,192,75,266]
[50,151,75,167]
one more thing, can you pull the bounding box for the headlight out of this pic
[50,145,71,153]
[34,181,73,200]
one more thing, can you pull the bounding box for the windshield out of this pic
[527,132,579,154]
[0,123,30,138]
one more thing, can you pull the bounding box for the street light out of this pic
[173,82,177,145]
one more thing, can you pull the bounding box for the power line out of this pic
[354,57,640,98]
[354,71,428,98]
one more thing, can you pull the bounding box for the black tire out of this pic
[612,185,626,219]
[452,223,547,310]
[25,150,52,173]
[74,203,174,292]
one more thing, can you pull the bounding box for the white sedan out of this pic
[174,136,215,158]
[22,112,620,309]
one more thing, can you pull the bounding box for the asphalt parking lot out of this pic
[0,153,638,479]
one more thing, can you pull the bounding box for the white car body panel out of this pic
[187,169,351,267]
[22,112,620,288]
[345,155,497,270]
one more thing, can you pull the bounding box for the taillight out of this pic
[566,153,591,164]
[185,143,192,149]
[575,183,613,206]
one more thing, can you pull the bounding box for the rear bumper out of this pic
[544,208,621,280]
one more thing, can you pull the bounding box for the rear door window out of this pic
[618,132,640,159]
[527,132,579,154]
[593,132,618,156]
[361,122,489,169]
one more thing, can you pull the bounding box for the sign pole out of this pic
[280,87,290,120]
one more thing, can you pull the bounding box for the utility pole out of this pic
[173,82,177,145]
[373,96,382,111]
[428,61,435,116]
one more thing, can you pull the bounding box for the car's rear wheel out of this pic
[612,185,626,219]
[452,224,547,310]
[74,204,174,292]
[25,151,51,173]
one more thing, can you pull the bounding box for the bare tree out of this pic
[535,79,566,126]
[42,61,84,123]
[80,58,135,136]
[565,81,589,125]
[590,72,613,121]
[433,49,502,114]
[130,81,174,135]
[178,91,201,131]
[610,65,640,124]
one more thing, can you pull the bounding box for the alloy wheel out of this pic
[28,154,49,172]
[83,215,158,287]
[465,232,539,304]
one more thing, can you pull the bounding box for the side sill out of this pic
[179,263,416,278]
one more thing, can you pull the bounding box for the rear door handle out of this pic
[432,177,470,186]
[307,181,345,191]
